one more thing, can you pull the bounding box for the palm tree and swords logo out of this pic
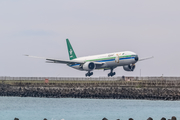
[69,49,73,58]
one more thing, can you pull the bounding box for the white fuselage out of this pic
[68,51,138,71]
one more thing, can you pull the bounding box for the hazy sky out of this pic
[0,0,180,77]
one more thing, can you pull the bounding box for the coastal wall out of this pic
[1,76,180,81]
[14,116,178,120]
[1,79,180,100]
[1,86,180,100]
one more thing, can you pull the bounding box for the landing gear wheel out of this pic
[112,72,116,76]
[85,72,93,77]
[108,68,116,77]
[89,72,93,77]
[108,72,116,77]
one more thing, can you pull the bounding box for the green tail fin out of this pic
[66,39,77,60]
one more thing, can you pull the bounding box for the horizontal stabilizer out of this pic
[24,55,45,59]
[139,56,154,61]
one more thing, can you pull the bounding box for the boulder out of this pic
[102,117,108,120]
[161,117,166,120]
[171,116,177,120]
[147,117,153,120]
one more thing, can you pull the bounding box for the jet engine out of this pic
[83,62,96,71]
[123,64,135,71]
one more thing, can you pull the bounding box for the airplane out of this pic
[25,39,153,77]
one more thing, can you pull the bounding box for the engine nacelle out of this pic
[83,62,96,71]
[123,64,135,71]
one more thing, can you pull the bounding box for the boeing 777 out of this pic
[25,39,153,77]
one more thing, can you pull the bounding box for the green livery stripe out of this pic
[85,55,132,62]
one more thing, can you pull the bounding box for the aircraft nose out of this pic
[134,55,139,61]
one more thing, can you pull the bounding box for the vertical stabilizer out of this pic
[66,39,77,60]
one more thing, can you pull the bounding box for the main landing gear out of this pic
[86,71,93,77]
[108,68,116,77]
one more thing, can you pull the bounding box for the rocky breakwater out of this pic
[0,82,180,100]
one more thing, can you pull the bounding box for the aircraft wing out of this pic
[25,55,104,65]
[93,62,105,65]
[46,59,104,65]
[139,56,154,61]
[46,58,84,64]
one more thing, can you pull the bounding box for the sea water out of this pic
[0,97,180,120]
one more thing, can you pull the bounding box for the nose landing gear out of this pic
[108,72,116,77]
[108,68,116,77]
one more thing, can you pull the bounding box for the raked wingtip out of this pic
[24,54,29,56]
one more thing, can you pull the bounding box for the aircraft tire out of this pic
[113,72,116,76]
[90,72,93,76]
